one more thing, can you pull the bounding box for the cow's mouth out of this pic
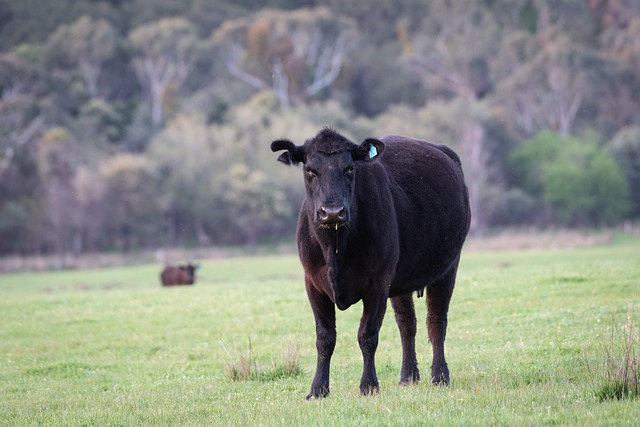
[318,221,348,230]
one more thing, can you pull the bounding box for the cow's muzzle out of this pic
[318,205,348,226]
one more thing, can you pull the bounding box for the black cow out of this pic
[271,128,470,399]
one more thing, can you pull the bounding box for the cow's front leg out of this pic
[391,293,419,385]
[305,277,336,399]
[358,294,387,395]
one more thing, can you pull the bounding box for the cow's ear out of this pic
[271,139,305,165]
[356,138,385,162]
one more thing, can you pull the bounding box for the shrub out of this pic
[511,131,631,226]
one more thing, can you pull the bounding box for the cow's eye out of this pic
[305,167,317,178]
[345,165,355,176]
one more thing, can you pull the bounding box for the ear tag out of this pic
[368,143,378,159]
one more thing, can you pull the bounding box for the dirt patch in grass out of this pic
[465,229,616,251]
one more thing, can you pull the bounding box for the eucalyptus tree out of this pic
[128,17,204,127]
[211,6,356,107]
[0,52,48,254]
[0,53,46,181]
[45,15,119,99]
[406,0,500,102]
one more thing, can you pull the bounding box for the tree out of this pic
[325,0,429,49]
[223,163,289,245]
[348,42,424,117]
[129,17,203,127]
[147,113,221,246]
[74,98,128,147]
[45,15,119,98]
[544,141,630,226]
[0,53,46,181]
[494,28,620,139]
[510,130,564,198]
[212,7,356,106]
[608,126,640,218]
[0,0,121,51]
[73,165,108,253]
[406,0,501,101]
[512,131,631,226]
[35,127,83,259]
[99,153,162,251]
[206,92,306,243]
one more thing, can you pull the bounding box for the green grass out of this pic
[1,239,639,426]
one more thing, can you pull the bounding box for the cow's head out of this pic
[181,263,199,284]
[271,128,385,227]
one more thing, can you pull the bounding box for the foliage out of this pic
[543,141,630,226]
[608,126,640,217]
[75,98,129,145]
[98,153,163,251]
[1,1,640,255]
[348,42,424,117]
[211,7,356,106]
[510,131,565,198]
[128,17,205,127]
[511,131,631,226]
[45,15,119,98]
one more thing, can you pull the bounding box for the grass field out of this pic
[1,237,639,426]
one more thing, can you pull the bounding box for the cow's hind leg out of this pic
[305,278,336,399]
[391,293,419,385]
[426,257,459,385]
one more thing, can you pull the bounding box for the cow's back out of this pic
[378,135,470,295]
[161,267,180,286]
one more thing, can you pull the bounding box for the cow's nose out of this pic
[318,206,347,224]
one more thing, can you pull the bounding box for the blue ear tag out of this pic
[369,143,378,159]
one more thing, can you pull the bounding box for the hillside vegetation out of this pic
[1,0,639,256]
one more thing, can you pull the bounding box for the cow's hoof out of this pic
[431,363,449,385]
[306,387,329,400]
[360,383,380,396]
[399,367,420,385]
[431,372,450,386]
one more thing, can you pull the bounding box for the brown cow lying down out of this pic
[160,263,199,286]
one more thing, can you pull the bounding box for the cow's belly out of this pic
[389,244,460,297]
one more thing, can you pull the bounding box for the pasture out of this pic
[1,237,639,426]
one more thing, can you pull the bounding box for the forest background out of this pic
[1,0,639,259]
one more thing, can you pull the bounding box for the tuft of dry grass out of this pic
[221,339,258,382]
[283,338,301,375]
[589,304,640,401]
[221,338,303,382]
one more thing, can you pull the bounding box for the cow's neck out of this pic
[323,223,355,309]
[316,225,347,261]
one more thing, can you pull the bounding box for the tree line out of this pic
[1,0,639,257]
